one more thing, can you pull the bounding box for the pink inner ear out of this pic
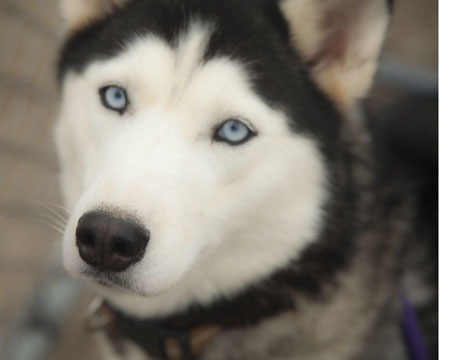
[308,30,347,69]
[316,2,368,66]
[282,0,390,109]
[321,27,348,63]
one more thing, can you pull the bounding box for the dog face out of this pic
[56,0,390,316]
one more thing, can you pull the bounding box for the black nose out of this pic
[75,211,150,272]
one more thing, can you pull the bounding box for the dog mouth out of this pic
[80,269,141,295]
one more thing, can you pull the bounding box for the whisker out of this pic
[36,201,70,215]
[36,211,67,230]
[47,223,65,235]
[33,218,66,235]
[32,206,68,229]
[32,201,69,225]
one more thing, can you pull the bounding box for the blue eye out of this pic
[215,119,255,145]
[99,86,128,114]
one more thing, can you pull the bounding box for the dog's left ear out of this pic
[59,0,130,36]
[280,0,392,110]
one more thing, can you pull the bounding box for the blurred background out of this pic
[0,0,437,359]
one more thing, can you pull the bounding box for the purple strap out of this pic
[402,295,430,360]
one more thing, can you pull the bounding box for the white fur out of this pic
[55,24,328,319]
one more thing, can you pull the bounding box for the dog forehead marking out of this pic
[171,22,214,104]
[112,22,215,109]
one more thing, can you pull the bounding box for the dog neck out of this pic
[86,294,295,360]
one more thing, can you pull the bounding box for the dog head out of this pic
[56,0,390,317]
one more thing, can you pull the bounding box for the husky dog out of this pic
[55,0,437,359]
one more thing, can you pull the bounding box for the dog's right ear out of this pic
[59,0,130,36]
[280,0,392,111]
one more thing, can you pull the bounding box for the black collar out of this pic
[86,299,221,359]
